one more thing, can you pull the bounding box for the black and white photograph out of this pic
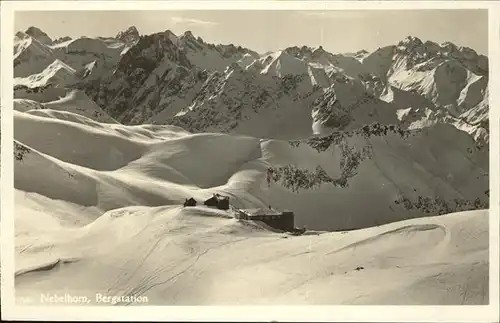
[1,1,498,321]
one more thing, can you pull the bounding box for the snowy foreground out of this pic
[14,110,489,305]
[16,204,488,305]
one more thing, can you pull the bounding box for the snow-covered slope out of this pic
[14,31,56,78]
[14,90,119,124]
[16,203,488,305]
[13,110,489,304]
[14,59,77,88]
[14,110,488,231]
[14,27,126,81]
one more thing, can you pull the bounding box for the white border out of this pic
[1,1,499,322]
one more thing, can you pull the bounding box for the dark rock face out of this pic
[82,31,197,122]
[25,26,52,44]
[117,32,192,74]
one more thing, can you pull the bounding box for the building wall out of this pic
[237,210,295,231]
[261,212,295,231]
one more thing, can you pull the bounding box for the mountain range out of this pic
[14,26,489,143]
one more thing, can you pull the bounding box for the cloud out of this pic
[170,16,219,27]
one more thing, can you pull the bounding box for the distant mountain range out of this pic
[13,25,488,144]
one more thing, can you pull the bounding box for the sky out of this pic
[14,10,488,55]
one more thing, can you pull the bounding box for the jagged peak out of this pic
[215,43,258,59]
[283,45,313,57]
[398,35,424,48]
[126,26,139,33]
[282,45,333,62]
[25,26,49,38]
[136,30,177,44]
[181,30,196,40]
[312,45,330,56]
[179,30,206,45]
[398,36,479,58]
[396,36,486,70]
[116,30,192,72]
[116,25,140,43]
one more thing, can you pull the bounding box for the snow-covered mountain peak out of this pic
[398,35,424,48]
[441,41,458,52]
[395,36,483,63]
[392,36,487,74]
[281,45,334,66]
[259,50,309,77]
[283,45,314,58]
[215,43,256,60]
